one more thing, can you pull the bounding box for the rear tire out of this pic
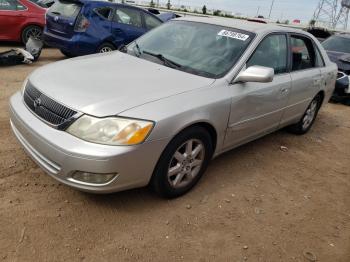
[151,126,213,198]
[287,94,322,135]
[21,25,42,44]
[97,43,115,53]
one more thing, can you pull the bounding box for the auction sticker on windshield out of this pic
[218,30,250,41]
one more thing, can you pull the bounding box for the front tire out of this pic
[151,127,213,198]
[288,94,322,135]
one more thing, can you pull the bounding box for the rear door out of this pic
[91,6,112,36]
[46,0,81,39]
[0,0,27,41]
[111,6,145,47]
[281,34,323,125]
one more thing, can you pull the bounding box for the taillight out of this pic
[74,14,90,32]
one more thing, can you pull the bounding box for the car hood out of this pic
[29,52,215,117]
[326,50,350,73]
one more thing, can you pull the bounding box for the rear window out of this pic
[29,0,47,8]
[49,0,81,17]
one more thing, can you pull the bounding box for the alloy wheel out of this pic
[100,47,113,53]
[302,100,318,130]
[25,27,42,42]
[167,139,205,189]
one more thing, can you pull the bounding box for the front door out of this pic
[224,34,291,148]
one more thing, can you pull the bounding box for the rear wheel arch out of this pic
[96,41,117,53]
[317,90,325,107]
[21,24,43,44]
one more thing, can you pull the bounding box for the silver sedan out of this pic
[9,17,337,198]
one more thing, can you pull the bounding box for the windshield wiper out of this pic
[50,11,61,15]
[142,50,182,69]
[133,41,142,57]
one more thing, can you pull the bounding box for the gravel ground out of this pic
[0,46,349,262]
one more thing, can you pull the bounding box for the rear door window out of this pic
[113,7,142,28]
[95,7,112,20]
[291,35,316,71]
[315,46,325,67]
[49,1,81,17]
[144,13,162,30]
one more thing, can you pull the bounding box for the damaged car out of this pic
[10,17,337,198]
[322,33,350,103]
[44,0,163,57]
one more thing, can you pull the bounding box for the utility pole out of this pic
[268,0,275,19]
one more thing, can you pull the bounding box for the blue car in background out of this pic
[43,0,163,57]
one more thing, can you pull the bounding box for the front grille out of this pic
[23,82,77,127]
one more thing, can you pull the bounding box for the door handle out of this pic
[280,88,289,93]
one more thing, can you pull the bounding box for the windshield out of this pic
[322,35,350,54]
[126,21,255,78]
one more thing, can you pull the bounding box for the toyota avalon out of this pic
[9,17,337,198]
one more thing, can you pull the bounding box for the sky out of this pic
[172,0,321,24]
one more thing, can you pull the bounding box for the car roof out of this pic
[176,16,304,35]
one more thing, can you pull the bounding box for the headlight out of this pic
[66,115,154,146]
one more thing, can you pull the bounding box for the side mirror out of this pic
[234,65,274,83]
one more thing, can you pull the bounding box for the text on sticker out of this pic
[218,30,250,41]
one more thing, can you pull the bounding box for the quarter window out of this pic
[247,34,288,74]
[315,46,325,67]
[144,13,162,30]
[114,7,142,28]
[291,36,316,71]
[95,7,112,20]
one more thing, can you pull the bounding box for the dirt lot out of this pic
[0,46,350,262]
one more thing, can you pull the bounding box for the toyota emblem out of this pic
[34,98,41,108]
[54,16,59,22]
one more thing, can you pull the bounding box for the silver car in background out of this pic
[9,17,337,198]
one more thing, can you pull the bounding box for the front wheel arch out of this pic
[150,124,215,198]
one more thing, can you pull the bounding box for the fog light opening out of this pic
[71,171,117,185]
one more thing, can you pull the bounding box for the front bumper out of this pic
[335,72,350,97]
[9,92,168,193]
